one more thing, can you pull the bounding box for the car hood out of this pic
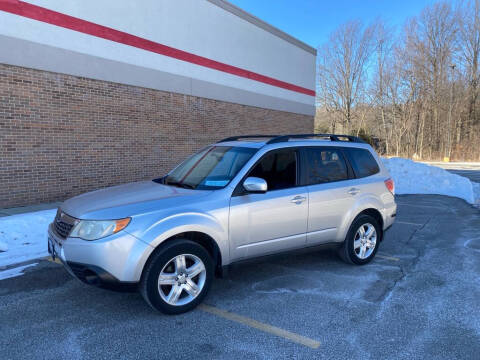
[61,181,212,219]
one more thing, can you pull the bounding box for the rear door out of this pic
[302,146,358,244]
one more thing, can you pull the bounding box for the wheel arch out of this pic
[131,211,229,281]
[356,208,384,241]
[338,197,386,243]
[140,231,224,281]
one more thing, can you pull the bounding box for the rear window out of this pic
[304,148,349,185]
[346,148,380,178]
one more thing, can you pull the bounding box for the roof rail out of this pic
[267,133,366,144]
[218,134,366,145]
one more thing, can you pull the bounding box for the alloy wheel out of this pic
[158,254,206,306]
[353,223,377,259]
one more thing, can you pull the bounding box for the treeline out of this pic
[315,0,480,161]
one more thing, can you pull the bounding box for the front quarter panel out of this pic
[126,209,230,267]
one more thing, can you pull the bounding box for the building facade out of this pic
[0,0,316,207]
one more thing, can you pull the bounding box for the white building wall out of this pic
[0,0,316,115]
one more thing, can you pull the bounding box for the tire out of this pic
[339,214,381,265]
[140,239,214,314]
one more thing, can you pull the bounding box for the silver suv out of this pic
[48,134,396,314]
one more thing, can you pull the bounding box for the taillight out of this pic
[384,178,395,195]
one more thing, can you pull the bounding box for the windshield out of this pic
[161,146,257,190]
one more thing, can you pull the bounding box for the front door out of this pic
[229,148,308,260]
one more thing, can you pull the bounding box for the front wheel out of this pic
[339,214,381,265]
[140,240,214,314]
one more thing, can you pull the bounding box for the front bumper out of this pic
[48,224,153,283]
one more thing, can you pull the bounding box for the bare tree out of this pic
[314,0,480,161]
[371,20,395,154]
[459,0,480,137]
[406,3,457,156]
[316,21,375,133]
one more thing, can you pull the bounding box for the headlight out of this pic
[69,218,131,241]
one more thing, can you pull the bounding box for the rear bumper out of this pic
[383,215,395,232]
[383,201,397,230]
[48,224,153,282]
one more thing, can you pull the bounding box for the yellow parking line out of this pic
[395,221,424,226]
[376,254,400,261]
[199,304,320,349]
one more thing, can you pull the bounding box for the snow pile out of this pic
[0,209,56,267]
[473,182,480,206]
[382,157,475,204]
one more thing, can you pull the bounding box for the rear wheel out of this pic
[339,214,380,265]
[140,240,214,314]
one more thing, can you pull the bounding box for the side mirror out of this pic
[243,177,268,193]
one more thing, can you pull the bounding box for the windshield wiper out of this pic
[166,181,195,189]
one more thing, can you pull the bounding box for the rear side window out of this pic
[304,148,348,185]
[346,148,380,178]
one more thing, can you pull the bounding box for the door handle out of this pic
[348,188,360,195]
[291,195,307,204]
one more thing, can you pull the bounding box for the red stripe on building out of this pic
[0,0,315,97]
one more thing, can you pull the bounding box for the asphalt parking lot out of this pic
[1,194,479,360]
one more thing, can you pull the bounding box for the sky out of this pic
[228,0,459,49]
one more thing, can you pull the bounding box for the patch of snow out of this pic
[0,263,38,280]
[0,239,8,252]
[0,209,56,267]
[472,182,480,206]
[382,157,475,204]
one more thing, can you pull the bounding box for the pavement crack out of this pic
[405,215,433,246]
[379,265,406,303]
[376,215,434,305]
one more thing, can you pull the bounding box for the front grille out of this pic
[53,209,76,238]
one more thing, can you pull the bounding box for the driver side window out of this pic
[249,149,297,191]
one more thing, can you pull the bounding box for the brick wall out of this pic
[0,64,313,208]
